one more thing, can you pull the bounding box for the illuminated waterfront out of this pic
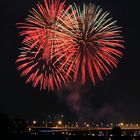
[23,114,140,138]
[1,112,140,139]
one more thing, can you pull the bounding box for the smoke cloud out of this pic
[60,83,123,124]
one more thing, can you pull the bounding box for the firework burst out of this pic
[16,0,75,91]
[57,3,125,85]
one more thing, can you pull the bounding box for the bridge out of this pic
[27,126,140,131]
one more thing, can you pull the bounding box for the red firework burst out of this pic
[16,0,74,91]
[57,4,125,85]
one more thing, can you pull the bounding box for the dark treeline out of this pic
[0,112,27,135]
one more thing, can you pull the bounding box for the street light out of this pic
[120,123,124,126]
[87,124,90,127]
[58,120,62,125]
[33,120,37,125]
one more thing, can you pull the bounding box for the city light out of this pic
[120,123,124,126]
[86,124,90,127]
[33,120,37,124]
[76,125,78,127]
[25,119,140,137]
[58,120,62,125]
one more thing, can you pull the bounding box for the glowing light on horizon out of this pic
[58,120,62,125]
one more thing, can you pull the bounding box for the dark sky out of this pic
[0,0,140,123]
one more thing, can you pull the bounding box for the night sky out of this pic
[0,0,140,123]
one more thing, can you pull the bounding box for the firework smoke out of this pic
[61,85,123,123]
